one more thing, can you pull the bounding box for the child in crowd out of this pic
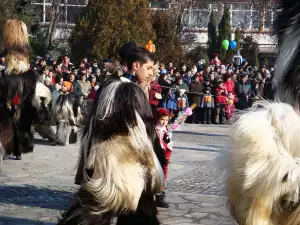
[215,80,227,124]
[225,92,235,122]
[154,108,173,208]
[177,89,189,117]
[201,87,214,124]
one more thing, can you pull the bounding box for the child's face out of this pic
[206,90,209,94]
[45,81,50,86]
[157,116,169,127]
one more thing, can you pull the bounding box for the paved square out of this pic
[0,124,235,225]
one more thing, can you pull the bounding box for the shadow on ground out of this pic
[0,216,56,225]
[0,185,76,210]
[174,131,229,137]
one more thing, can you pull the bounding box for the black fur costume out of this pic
[59,77,165,225]
[0,69,38,158]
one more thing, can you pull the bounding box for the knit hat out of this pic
[157,108,170,118]
[44,76,51,82]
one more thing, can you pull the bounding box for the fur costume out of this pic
[226,1,300,224]
[0,19,48,159]
[51,91,82,146]
[58,77,164,225]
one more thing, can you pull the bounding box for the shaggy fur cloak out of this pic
[59,77,164,225]
[226,1,300,224]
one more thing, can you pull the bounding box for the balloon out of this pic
[230,40,237,50]
[222,40,229,50]
[145,40,156,53]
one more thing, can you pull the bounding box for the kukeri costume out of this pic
[0,19,51,160]
[226,1,300,224]
[59,77,164,225]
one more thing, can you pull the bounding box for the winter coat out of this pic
[201,94,214,108]
[235,81,250,109]
[177,83,189,94]
[215,87,227,104]
[149,81,162,106]
[189,80,203,107]
[224,80,236,95]
[177,94,189,111]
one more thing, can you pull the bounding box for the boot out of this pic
[155,191,169,208]
[15,156,22,160]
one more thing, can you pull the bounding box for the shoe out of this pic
[207,121,211,124]
[15,156,22,160]
[155,191,169,208]
[3,154,9,160]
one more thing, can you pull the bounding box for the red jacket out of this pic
[215,86,227,104]
[149,81,162,106]
[224,80,235,95]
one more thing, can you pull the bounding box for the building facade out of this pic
[31,0,277,53]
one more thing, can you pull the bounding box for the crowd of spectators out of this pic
[0,53,275,124]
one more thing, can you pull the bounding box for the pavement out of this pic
[0,124,235,225]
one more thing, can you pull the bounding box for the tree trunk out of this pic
[45,3,61,49]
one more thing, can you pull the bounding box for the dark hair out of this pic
[126,47,155,70]
[55,75,62,83]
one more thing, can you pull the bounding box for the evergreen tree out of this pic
[152,10,183,64]
[218,6,231,59]
[207,11,218,58]
[69,0,155,61]
[234,27,242,50]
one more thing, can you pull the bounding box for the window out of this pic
[231,4,252,29]
[264,10,273,29]
[45,5,65,23]
[189,10,210,28]
[33,4,44,22]
[67,6,84,23]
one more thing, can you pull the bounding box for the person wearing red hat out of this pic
[154,108,173,208]
[210,53,222,66]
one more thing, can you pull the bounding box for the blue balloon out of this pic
[230,40,237,50]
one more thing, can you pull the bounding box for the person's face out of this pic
[48,71,53,77]
[157,116,169,127]
[83,58,88,63]
[88,67,92,73]
[195,77,199,83]
[69,75,75,82]
[104,62,111,69]
[45,80,50,86]
[210,74,214,80]
[206,67,210,73]
[242,76,248,83]
[134,60,154,84]
[64,57,69,63]
[181,65,186,72]
[187,71,192,77]
[219,82,224,88]
[169,63,173,68]
[178,79,183,85]
[44,69,49,75]
[41,60,46,66]
[92,77,96,82]
[57,66,62,72]
[82,70,87,75]
[206,90,209,94]
[1,57,5,63]
[93,63,98,67]
[260,68,266,73]
[96,70,101,75]
[61,85,68,92]
[73,70,78,75]
[81,75,86,81]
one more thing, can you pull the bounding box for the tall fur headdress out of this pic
[226,1,300,225]
[3,19,30,75]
